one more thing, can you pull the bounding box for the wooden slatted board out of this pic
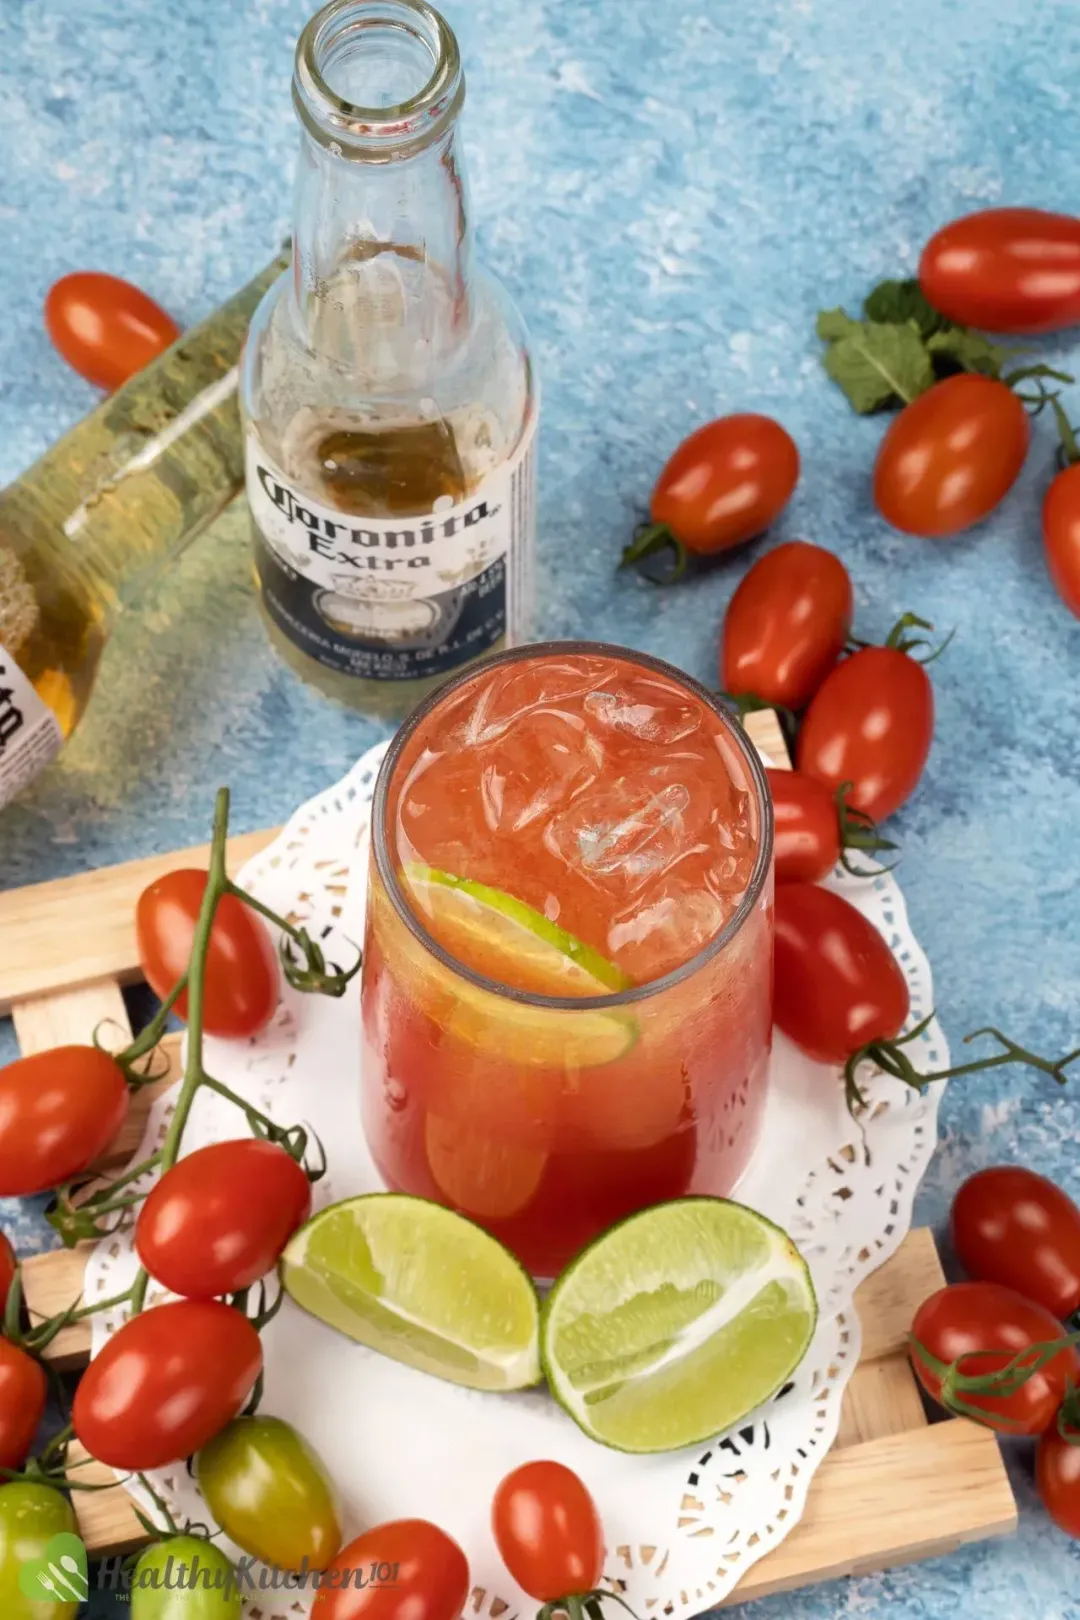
[0,709,1017,1600]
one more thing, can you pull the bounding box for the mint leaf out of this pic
[863,278,950,339]
[816,308,861,342]
[820,318,935,414]
[927,327,1009,379]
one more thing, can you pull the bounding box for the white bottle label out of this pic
[245,414,537,683]
[0,646,62,809]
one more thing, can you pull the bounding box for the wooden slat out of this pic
[725,1421,1016,1605]
[856,1228,945,1363]
[835,1357,928,1450]
[12,981,131,1055]
[744,708,788,769]
[69,1444,148,1557]
[0,827,277,1011]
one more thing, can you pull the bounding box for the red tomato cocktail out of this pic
[361,643,774,1276]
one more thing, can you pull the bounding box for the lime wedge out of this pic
[281,1194,542,1391]
[542,1197,817,1453]
[400,864,638,1068]
[404,863,630,994]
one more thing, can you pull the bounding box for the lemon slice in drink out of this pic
[542,1197,817,1453]
[281,1193,542,1391]
[402,864,637,1068]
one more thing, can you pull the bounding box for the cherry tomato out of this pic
[0,1234,15,1316]
[0,1480,78,1620]
[722,541,852,709]
[910,1282,1080,1434]
[136,1140,311,1299]
[774,883,909,1064]
[1037,1423,1080,1539]
[1043,462,1080,618]
[873,375,1029,538]
[73,1300,262,1470]
[951,1166,1080,1321]
[0,1339,46,1474]
[920,208,1080,335]
[767,769,841,884]
[312,1520,469,1620]
[649,415,799,556]
[136,870,280,1039]
[492,1460,604,1602]
[45,272,180,391]
[198,1416,341,1572]
[796,645,933,822]
[132,1535,241,1618]
[0,1046,129,1197]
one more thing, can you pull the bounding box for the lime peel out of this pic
[403,862,632,994]
[281,1193,542,1392]
[541,1196,817,1453]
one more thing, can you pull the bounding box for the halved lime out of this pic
[281,1193,542,1391]
[401,863,637,1068]
[542,1197,817,1453]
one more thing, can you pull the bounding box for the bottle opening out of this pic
[294,0,463,157]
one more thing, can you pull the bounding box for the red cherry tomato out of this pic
[796,645,933,822]
[767,769,841,884]
[873,375,1029,538]
[0,1233,15,1315]
[721,541,852,710]
[1037,1423,1080,1538]
[951,1166,1080,1321]
[0,1046,129,1197]
[0,1338,47,1473]
[492,1460,604,1602]
[73,1300,262,1470]
[45,272,180,391]
[910,1282,1080,1434]
[311,1519,469,1620]
[1043,462,1080,618]
[920,208,1080,335]
[650,415,799,556]
[136,870,280,1039]
[136,1139,312,1299]
[774,883,909,1065]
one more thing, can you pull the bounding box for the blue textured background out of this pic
[3,0,1080,1613]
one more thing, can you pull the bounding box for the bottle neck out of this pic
[288,0,471,390]
[290,123,474,377]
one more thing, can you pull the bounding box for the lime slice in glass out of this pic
[542,1197,817,1452]
[281,1193,542,1391]
[401,863,637,1068]
[425,1111,548,1220]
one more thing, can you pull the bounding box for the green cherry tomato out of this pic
[0,1480,78,1620]
[131,1535,241,1619]
[197,1416,341,1573]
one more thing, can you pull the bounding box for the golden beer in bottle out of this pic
[0,251,288,810]
[241,0,538,717]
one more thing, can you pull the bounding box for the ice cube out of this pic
[545,779,704,892]
[583,685,702,744]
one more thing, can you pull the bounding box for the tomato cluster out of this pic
[910,1165,1080,1540]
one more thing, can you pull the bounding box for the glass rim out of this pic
[370,640,775,1010]
[294,0,464,156]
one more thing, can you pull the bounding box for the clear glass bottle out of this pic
[241,0,538,718]
[0,251,289,812]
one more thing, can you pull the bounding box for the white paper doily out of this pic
[86,744,948,1618]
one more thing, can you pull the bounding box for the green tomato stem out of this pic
[130,787,232,1315]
